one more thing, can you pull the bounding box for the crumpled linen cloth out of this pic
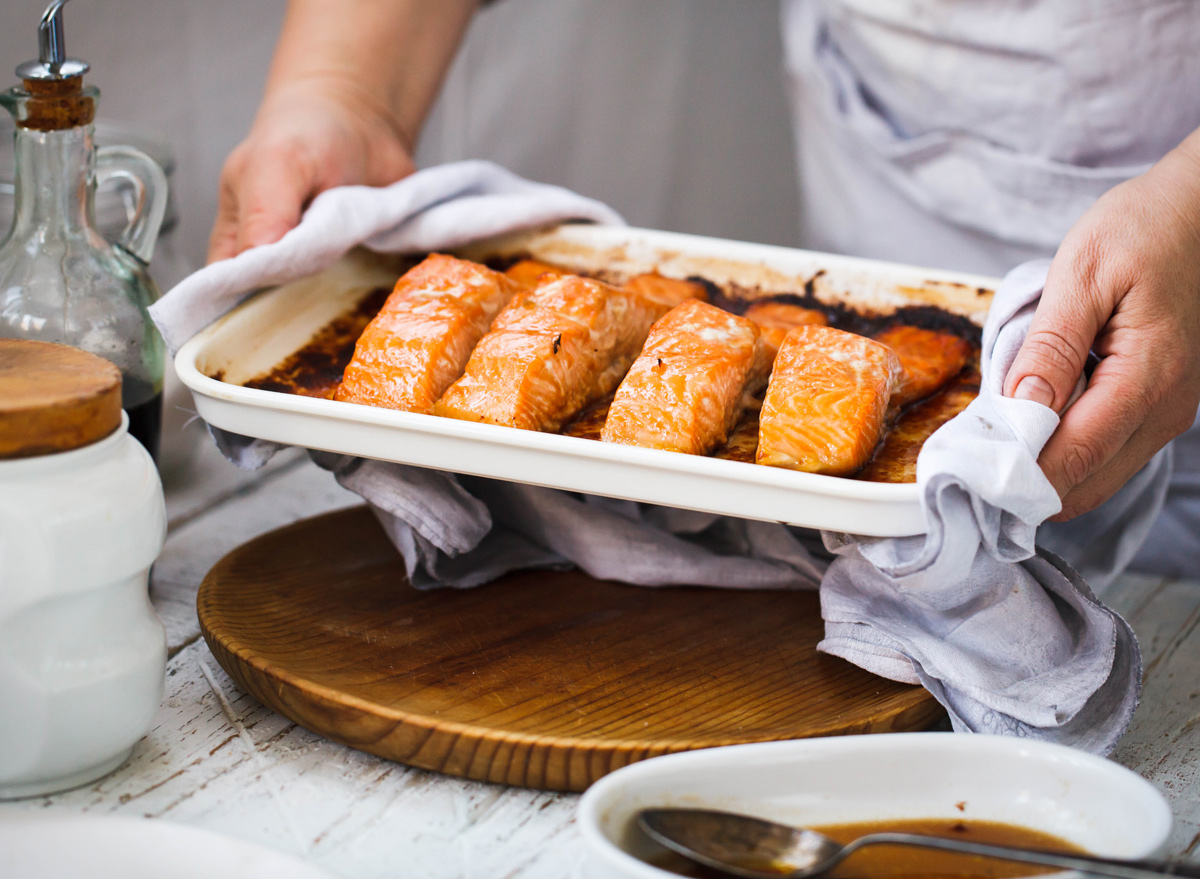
[149,160,623,353]
[153,162,1166,754]
[821,262,1168,753]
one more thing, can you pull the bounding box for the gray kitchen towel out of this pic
[819,260,1166,753]
[307,452,830,591]
[154,166,1162,754]
[149,160,623,354]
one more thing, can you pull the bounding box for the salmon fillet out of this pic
[873,324,972,409]
[743,301,828,356]
[505,258,567,289]
[757,325,902,475]
[334,255,521,414]
[601,300,765,455]
[623,273,708,309]
[858,361,981,483]
[433,274,683,432]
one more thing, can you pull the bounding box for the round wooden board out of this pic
[198,506,943,791]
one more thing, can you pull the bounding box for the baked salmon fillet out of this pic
[757,325,902,475]
[433,274,686,432]
[334,254,521,414]
[601,299,766,455]
[858,361,981,482]
[505,258,567,289]
[623,273,708,310]
[743,301,828,356]
[873,324,972,409]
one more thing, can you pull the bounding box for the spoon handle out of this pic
[849,833,1200,879]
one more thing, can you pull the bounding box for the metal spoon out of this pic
[637,808,1200,878]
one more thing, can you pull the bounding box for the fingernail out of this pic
[1012,375,1055,408]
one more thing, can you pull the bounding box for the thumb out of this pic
[1003,261,1105,412]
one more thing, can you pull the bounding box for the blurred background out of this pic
[0,0,802,281]
[0,0,802,481]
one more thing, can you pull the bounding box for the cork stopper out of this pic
[11,0,94,131]
[0,340,123,459]
[14,77,94,130]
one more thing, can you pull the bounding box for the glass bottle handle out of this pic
[95,144,168,265]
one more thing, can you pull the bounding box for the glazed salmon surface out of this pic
[757,325,902,475]
[873,324,972,409]
[433,274,682,432]
[504,258,567,289]
[334,254,521,414]
[601,299,765,455]
[623,273,708,310]
[743,301,829,356]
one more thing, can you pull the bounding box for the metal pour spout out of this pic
[16,0,90,81]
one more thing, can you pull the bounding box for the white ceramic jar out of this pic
[0,340,167,799]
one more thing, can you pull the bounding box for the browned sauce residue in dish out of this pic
[243,286,390,400]
[713,407,760,464]
[644,818,1083,879]
[561,394,613,441]
[858,360,981,483]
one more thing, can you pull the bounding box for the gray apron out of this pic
[782,0,1200,578]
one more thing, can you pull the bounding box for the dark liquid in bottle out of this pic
[124,390,163,464]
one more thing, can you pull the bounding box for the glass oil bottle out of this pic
[0,0,168,459]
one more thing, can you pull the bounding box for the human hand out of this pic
[207,76,416,264]
[1003,134,1200,520]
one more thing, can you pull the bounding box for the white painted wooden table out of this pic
[4,436,1200,878]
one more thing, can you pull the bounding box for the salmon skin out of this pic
[743,301,828,356]
[434,273,687,432]
[873,324,972,409]
[601,299,766,455]
[334,254,521,414]
[757,325,901,475]
[505,258,567,289]
[858,361,980,483]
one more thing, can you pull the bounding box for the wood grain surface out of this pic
[198,505,943,791]
[0,339,122,458]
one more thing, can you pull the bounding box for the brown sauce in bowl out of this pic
[643,818,1084,879]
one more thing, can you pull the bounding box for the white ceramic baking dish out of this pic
[175,224,997,537]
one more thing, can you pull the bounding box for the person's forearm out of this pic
[1150,124,1200,237]
[263,0,478,152]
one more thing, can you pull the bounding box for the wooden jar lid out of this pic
[0,340,123,459]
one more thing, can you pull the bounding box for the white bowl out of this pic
[578,733,1172,879]
[0,813,336,879]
